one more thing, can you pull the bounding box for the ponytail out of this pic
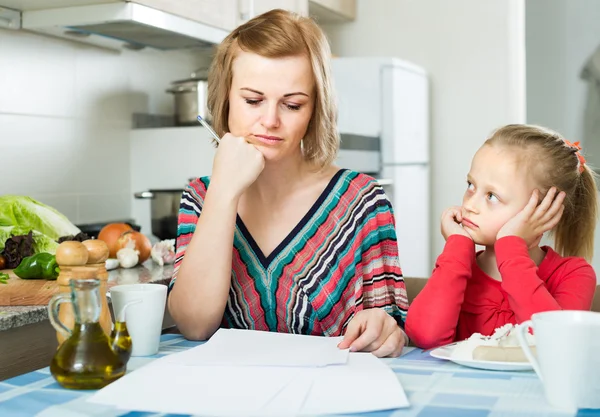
[554,166,598,261]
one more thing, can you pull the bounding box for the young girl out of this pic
[405,124,598,349]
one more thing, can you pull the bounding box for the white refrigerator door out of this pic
[381,165,431,277]
[332,58,383,137]
[381,65,429,165]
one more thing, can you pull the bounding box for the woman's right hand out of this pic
[440,206,472,241]
[210,133,265,198]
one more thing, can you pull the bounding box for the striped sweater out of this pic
[169,168,409,336]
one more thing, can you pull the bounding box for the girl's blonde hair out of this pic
[207,9,339,168]
[485,124,598,260]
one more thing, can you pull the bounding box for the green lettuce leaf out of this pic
[0,196,79,253]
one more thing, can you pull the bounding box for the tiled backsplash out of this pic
[0,27,208,225]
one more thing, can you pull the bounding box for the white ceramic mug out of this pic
[517,310,600,411]
[110,283,167,357]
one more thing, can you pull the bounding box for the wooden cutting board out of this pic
[0,269,60,306]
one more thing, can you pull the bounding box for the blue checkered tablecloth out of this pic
[1,334,598,417]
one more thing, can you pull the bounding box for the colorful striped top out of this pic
[168,168,409,336]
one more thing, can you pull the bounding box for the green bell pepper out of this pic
[14,253,60,280]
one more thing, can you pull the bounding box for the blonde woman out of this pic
[167,9,409,357]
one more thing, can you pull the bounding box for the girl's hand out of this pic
[210,133,265,199]
[337,309,406,358]
[441,206,472,241]
[497,187,566,248]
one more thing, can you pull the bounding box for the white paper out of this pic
[88,331,410,416]
[88,357,305,416]
[164,328,349,367]
[300,353,410,415]
[260,369,315,416]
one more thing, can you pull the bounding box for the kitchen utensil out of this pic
[133,190,183,240]
[0,269,61,306]
[167,69,210,126]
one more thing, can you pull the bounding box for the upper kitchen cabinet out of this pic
[236,0,355,25]
[237,0,308,24]
[0,0,235,50]
[309,0,356,23]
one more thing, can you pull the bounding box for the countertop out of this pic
[0,261,174,331]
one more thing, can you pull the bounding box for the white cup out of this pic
[110,283,167,357]
[517,310,600,411]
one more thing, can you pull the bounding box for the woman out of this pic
[167,9,409,357]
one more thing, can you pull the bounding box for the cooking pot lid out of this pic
[190,67,209,79]
[147,189,185,192]
[171,68,209,85]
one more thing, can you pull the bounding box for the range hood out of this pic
[21,2,229,51]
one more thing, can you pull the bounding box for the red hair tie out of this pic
[564,140,586,173]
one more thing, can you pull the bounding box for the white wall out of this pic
[526,0,600,273]
[526,0,600,152]
[0,28,205,225]
[322,0,526,271]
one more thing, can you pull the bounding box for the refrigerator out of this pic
[332,57,430,277]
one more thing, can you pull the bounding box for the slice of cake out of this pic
[450,323,536,362]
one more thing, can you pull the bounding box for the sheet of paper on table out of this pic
[164,328,349,367]
[88,329,409,416]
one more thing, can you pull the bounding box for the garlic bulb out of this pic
[117,247,139,269]
[151,239,176,266]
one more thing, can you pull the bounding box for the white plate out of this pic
[429,343,534,372]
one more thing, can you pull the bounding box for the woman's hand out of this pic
[210,133,265,199]
[337,309,406,358]
[441,206,472,241]
[497,187,566,248]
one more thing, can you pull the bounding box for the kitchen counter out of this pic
[0,261,174,331]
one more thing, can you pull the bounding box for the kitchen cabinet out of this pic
[236,0,355,25]
[237,0,308,24]
[0,0,353,52]
[253,0,308,16]
[309,0,356,22]
[0,0,239,31]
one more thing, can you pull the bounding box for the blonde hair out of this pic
[207,9,339,168]
[485,124,598,260]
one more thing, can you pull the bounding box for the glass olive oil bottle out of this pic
[48,279,126,389]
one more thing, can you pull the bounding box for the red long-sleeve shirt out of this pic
[405,235,597,349]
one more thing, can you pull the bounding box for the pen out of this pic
[196,115,221,144]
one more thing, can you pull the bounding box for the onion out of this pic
[98,223,133,258]
[82,239,109,264]
[117,231,152,264]
[56,241,89,266]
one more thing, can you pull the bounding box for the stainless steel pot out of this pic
[167,68,211,126]
[134,189,184,240]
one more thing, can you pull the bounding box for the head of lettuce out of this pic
[0,195,80,254]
